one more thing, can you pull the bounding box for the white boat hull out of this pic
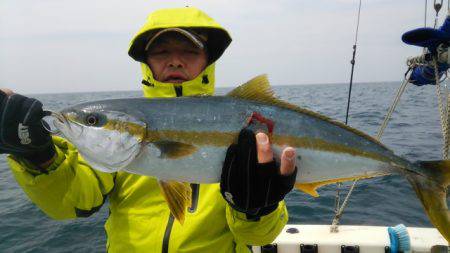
[252,225,448,253]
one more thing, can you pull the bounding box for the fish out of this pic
[52,75,450,241]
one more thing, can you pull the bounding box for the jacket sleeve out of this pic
[225,201,288,246]
[7,136,114,220]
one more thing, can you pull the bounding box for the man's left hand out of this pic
[220,128,297,218]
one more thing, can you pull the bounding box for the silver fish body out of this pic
[56,96,414,184]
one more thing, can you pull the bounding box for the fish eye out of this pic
[85,114,99,126]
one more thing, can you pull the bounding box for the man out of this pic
[0,7,297,252]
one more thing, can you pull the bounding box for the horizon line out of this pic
[26,80,402,96]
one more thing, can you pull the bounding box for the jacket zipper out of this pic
[174,85,182,97]
[189,184,200,212]
[162,214,174,253]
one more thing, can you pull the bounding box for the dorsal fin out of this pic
[227,74,387,148]
[226,74,277,104]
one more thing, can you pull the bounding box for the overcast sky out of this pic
[0,0,447,94]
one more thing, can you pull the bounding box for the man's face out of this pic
[146,33,208,83]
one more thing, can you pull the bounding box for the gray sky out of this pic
[0,0,446,94]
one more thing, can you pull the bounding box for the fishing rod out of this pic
[344,0,362,126]
[332,0,363,232]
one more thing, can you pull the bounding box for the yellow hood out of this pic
[128,7,231,98]
[128,7,231,64]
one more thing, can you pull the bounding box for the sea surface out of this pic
[0,82,448,252]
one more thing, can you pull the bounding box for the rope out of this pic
[447,0,450,157]
[447,92,450,158]
[330,180,358,232]
[407,54,428,66]
[376,70,412,139]
[433,57,450,159]
[334,182,341,217]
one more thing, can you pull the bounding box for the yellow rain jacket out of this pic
[7,7,289,253]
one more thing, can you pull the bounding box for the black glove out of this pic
[0,91,55,165]
[220,128,297,219]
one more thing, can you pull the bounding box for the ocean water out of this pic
[0,82,448,252]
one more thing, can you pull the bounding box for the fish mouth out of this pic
[43,110,68,134]
[49,110,84,138]
[52,111,68,125]
[49,111,70,129]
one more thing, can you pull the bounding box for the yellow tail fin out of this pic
[409,160,450,242]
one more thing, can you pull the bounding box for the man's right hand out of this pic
[0,89,55,167]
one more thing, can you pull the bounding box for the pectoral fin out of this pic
[158,180,192,224]
[154,141,197,159]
